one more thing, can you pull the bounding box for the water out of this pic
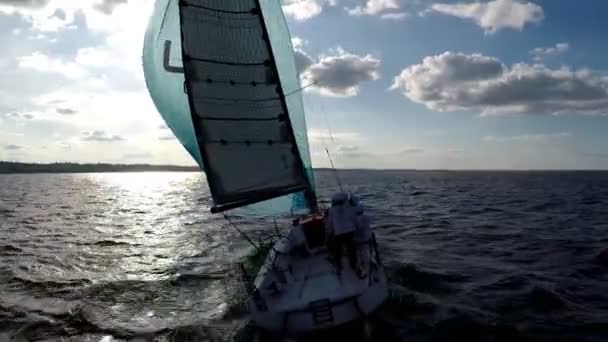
[1,171,608,341]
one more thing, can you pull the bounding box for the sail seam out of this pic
[180,1,256,15]
[199,116,284,121]
[185,55,268,66]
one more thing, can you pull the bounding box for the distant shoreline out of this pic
[0,161,607,174]
[0,162,200,174]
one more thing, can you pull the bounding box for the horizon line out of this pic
[1,161,607,172]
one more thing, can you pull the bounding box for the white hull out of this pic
[246,232,388,334]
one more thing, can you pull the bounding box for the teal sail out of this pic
[143,0,203,166]
[143,0,316,215]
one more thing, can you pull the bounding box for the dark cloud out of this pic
[56,108,77,115]
[4,144,23,151]
[94,0,127,15]
[391,52,608,115]
[0,0,49,9]
[294,48,314,75]
[52,8,66,20]
[81,130,124,142]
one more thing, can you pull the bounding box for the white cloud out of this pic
[430,0,544,34]
[94,0,127,15]
[400,147,424,154]
[391,52,608,115]
[381,12,409,20]
[301,48,381,97]
[291,37,306,50]
[0,0,133,32]
[308,130,359,143]
[347,0,399,16]
[17,52,89,79]
[56,107,77,115]
[530,42,570,62]
[482,132,572,143]
[0,0,49,9]
[81,130,124,142]
[3,112,35,121]
[283,0,337,21]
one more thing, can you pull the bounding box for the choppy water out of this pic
[1,171,608,341]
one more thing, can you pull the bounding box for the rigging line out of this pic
[223,213,261,252]
[284,80,318,98]
[317,92,345,192]
[326,147,344,192]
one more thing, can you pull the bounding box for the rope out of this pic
[223,213,261,252]
[284,80,318,98]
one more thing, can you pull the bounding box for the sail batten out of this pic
[176,0,315,212]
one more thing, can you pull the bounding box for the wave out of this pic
[526,286,569,313]
[81,240,140,247]
[0,244,23,254]
[388,264,467,294]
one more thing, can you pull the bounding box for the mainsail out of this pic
[143,0,316,214]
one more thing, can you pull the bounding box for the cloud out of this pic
[3,112,34,120]
[584,153,608,159]
[308,130,359,143]
[530,42,570,62]
[482,132,571,142]
[0,1,77,32]
[18,52,88,79]
[347,0,399,16]
[158,135,176,141]
[381,12,409,20]
[4,144,23,151]
[400,147,424,154]
[122,152,153,159]
[282,0,336,21]
[94,0,127,15]
[0,0,48,8]
[301,48,381,97]
[292,37,315,74]
[390,52,608,115]
[56,107,77,115]
[81,130,124,142]
[336,145,368,158]
[430,0,544,34]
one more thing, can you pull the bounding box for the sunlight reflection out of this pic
[76,172,225,282]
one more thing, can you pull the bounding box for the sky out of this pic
[1,0,608,169]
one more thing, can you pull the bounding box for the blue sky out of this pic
[1,0,608,169]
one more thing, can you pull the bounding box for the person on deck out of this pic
[352,196,372,278]
[326,192,358,274]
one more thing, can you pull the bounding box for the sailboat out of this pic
[142,0,388,336]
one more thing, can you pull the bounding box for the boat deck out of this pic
[255,242,374,312]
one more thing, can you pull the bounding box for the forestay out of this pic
[177,0,316,213]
